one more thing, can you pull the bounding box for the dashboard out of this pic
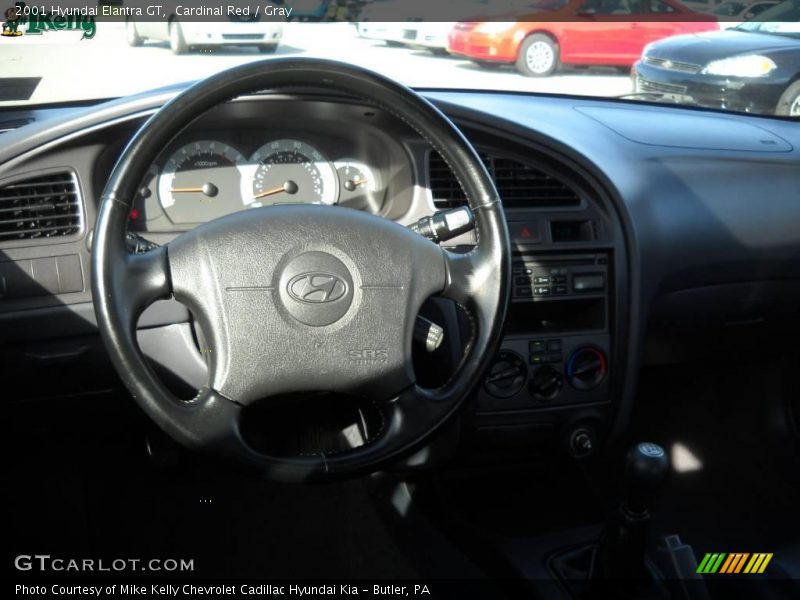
[2,86,800,466]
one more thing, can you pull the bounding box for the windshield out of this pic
[735,0,800,29]
[712,2,750,15]
[1,0,799,118]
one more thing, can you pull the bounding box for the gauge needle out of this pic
[253,180,298,200]
[253,186,284,200]
[171,183,219,197]
[344,177,369,192]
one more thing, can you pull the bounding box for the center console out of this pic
[472,245,615,458]
[459,152,623,461]
[481,252,611,412]
[424,136,627,464]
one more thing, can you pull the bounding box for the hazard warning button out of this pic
[509,221,541,244]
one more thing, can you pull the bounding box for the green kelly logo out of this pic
[2,2,96,39]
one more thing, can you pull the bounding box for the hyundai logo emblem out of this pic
[287,272,348,304]
[638,443,664,458]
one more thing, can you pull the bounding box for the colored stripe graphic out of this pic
[697,553,713,574]
[719,554,736,573]
[698,553,726,574]
[744,554,760,573]
[745,553,773,574]
[711,553,726,573]
[697,552,773,574]
[733,553,750,573]
[722,553,738,573]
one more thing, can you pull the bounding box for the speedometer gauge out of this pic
[247,139,337,206]
[158,140,246,224]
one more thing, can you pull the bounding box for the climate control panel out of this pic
[478,334,610,412]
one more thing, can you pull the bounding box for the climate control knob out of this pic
[529,366,563,402]
[566,347,607,391]
[484,351,527,398]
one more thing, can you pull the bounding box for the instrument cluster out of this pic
[130,137,385,231]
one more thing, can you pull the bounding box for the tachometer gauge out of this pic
[158,140,246,224]
[335,159,382,211]
[247,139,337,206]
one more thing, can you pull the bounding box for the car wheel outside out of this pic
[169,21,188,55]
[776,81,800,116]
[125,20,143,47]
[516,33,559,77]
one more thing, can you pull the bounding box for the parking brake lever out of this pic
[409,206,475,244]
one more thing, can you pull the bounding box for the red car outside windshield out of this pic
[448,0,718,76]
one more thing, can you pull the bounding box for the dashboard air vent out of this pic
[0,171,82,243]
[428,150,581,209]
[0,118,33,134]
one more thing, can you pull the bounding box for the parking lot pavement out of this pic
[1,23,633,105]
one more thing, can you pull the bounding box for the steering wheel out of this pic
[92,59,511,481]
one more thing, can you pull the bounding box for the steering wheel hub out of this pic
[281,251,355,326]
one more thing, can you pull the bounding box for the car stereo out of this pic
[511,253,608,301]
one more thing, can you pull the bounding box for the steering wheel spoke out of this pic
[121,246,172,317]
[441,248,483,304]
[93,215,172,333]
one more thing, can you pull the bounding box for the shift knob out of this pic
[624,442,670,515]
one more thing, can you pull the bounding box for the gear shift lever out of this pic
[625,442,670,515]
[589,442,670,583]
